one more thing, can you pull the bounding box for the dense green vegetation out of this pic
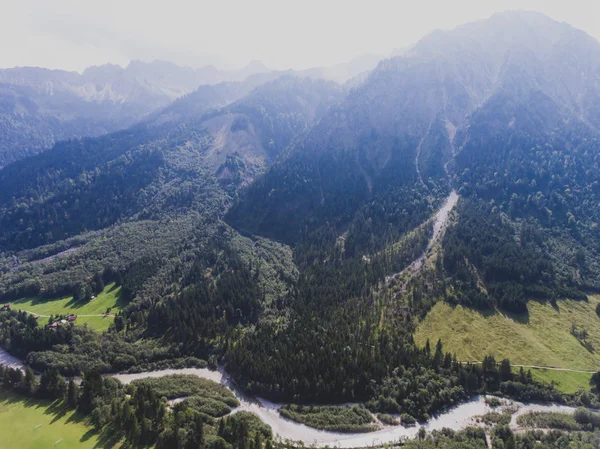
[454,91,600,293]
[515,430,600,449]
[517,408,600,432]
[181,395,235,418]
[279,404,377,432]
[442,200,585,312]
[131,374,238,405]
[403,428,488,449]
[408,426,600,449]
[227,132,447,255]
[377,413,400,425]
[517,411,580,430]
[0,308,210,375]
[478,410,513,427]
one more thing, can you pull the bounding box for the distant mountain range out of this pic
[0,56,381,168]
[0,60,271,167]
[0,75,344,250]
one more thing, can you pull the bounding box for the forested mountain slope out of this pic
[0,75,342,322]
[221,11,600,402]
[228,11,600,283]
[0,76,342,251]
[226,55,461,251]
[0,57,379,169]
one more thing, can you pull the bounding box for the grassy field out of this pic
[11,283,123,332]
[415,297,600,392]
[529,368,593,394]
[0,389,117,449]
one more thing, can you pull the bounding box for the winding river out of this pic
[0,347,25,371]
[0,347,582,447]
[112,366,578,448]
[0,349,582,447]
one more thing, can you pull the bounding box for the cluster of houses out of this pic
[1,303,80,328]
[48,315,77,328]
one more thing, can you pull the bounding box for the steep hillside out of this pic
[206,77,344,185]
[226,13,589,250]
[226,55,466,251]
[0,82,119,166]
[415,298,600,393]
[0,76,341,329]
[0,76,342,251]
[228,11,600,283]
[222,12,600,404]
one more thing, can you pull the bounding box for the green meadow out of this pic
[415,297,600,393]
[0,389,118,449]
[11,283,123,332]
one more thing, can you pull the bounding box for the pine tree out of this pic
[433,339,443,368]
[129,416,141,444]
[218,418,225,437]
[24,366,36,396]
[499,359,512,382]
[67,380,78,408]
[253,430,263,449]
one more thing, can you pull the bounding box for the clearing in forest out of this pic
[415,297,600,393]
[11,283,124,332]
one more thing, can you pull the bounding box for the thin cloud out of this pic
[1,0,598,72]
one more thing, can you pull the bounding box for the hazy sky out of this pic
[1,0,599,72]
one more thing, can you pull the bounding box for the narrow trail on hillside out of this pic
[20,310,115,318]
[460,361,597,374]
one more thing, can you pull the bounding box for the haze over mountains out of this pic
[229,10,600,245]
[0,56,380,168]
[1,10,600,448]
